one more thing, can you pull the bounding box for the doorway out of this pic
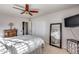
[22,22,28,35]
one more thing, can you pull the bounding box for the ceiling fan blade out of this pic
[14,4,24,8]
[29,12,33,16]
[21,11,26,14]
[13,7,24,11]
[30,10,38,13]
[25,4,29,11]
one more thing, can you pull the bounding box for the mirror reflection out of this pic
[50,23,62,48]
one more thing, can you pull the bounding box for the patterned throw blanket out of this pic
[4,38,44,54]
[0,42,10,54]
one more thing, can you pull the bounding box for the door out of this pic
[22,22,28,35]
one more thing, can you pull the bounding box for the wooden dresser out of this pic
[4,29,17,37]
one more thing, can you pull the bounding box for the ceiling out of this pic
[0,4,78,19]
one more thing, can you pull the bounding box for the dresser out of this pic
[67,39,79,54]
[4,29,17,37]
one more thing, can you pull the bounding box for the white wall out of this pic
[32,6,79,49]
[32,19,47,39]
[0,15,31,37]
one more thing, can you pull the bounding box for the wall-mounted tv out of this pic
[64,14,79,27]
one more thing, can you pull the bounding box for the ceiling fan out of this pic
[13,4,39,16]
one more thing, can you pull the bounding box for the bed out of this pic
[0,35,45,54]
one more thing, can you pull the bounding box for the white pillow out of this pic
[0,37,5,44]
[0,31,4,43]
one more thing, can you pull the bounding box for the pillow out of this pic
[0,31,4,37]
[0,31,5,43]
[0,37,5,44]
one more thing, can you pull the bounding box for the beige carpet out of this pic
[42,43,69,54]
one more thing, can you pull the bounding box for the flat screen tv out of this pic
[64,14,79,27]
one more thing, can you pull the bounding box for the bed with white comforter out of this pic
[0,35,44,54]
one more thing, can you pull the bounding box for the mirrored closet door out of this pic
[49,23,62,48]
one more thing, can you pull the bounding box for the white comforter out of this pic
[4,35,44,54]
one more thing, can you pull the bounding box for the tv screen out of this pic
[64,14,79,27]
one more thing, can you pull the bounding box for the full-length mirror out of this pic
[49,23,62,48]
